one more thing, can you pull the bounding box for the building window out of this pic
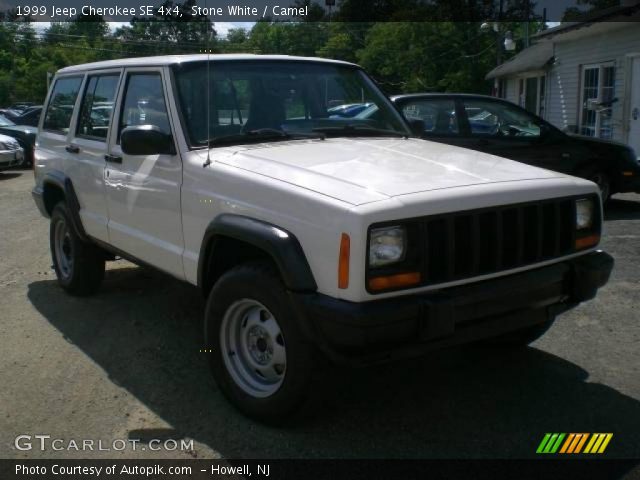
[579,63,615,139]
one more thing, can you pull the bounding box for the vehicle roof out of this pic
[391,93,503,101]
[57,54,359,75]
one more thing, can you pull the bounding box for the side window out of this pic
[77,74,120,140]
[402,99,458,135]
[463,99,541,138]
[118,73,170,141]
[43,76,83,133]
[215,78,250,127]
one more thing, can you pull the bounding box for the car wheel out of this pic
[50,202,105,296]
[205,262,317,424]
[484,318,555,347]
[589,172,611,203]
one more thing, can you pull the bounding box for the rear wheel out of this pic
[50,202,105,296]
[205,262,317,424]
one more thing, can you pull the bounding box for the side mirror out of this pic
[121,125,174,156]
[407,119,425,136]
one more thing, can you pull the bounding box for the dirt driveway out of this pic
[1,169,639,460]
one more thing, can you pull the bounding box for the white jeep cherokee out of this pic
[33,55,613,423]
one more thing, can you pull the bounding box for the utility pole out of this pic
[326,0,335,21]
[496,0,504,67]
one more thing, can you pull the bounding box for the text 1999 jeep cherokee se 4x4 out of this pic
[33,55,613,423]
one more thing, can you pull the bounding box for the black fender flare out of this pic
[42,171,90,243]
[198,214,317,293]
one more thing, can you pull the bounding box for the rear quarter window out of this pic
[43,76,83,134]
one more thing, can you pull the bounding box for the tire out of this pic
[485,318,556,347]
[205,262,317,424]
[50,202,105,296]
[588,171,611,204]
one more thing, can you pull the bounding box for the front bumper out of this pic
[291,251,614,365]
[0,148,23,170]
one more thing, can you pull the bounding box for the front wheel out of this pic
[205,262,317,424]
[588,171,611,203]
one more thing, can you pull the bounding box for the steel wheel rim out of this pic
[220,299,286,398]
[54,218,74,280]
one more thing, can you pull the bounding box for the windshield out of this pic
[173,60,409,147]
[0,115,16,127]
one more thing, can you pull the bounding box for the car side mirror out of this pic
[407,119,425,136]
[121,125,175,156]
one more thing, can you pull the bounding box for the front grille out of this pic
[422,198,576,284]
[367,195,600,292]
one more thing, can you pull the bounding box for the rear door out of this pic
[66,70,122,242]
[105,67,184,278]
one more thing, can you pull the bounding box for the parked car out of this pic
[327,102,373,118]
[0,133,23,171]
[0,114,37,167]
[4,105,42,127]
[9,102,35,112]
[392,93,640,201]
[33,55,613,423]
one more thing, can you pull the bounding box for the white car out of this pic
[0,133,23,171]
[32,55,613,423]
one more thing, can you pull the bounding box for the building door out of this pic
[579,63,615,139]
[628,56,640,159]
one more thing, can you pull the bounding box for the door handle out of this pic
[65,145,80,154]
[104,154,122,164]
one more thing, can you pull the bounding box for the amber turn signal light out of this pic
[575,234,600,250]
[369,272,421,291]
[338,233,350,289]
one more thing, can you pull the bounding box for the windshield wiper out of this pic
[312,125,408,138]
[207,128,325,147]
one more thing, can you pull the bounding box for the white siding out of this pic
[504,77,519,105]
[545,24,640,141]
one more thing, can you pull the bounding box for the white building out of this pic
[486,3,640,155]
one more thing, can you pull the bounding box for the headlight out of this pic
[576,198,594,230]
[369,226,406,267]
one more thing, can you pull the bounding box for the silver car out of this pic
[0,133,23,171]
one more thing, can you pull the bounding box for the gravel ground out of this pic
[1,169,639,461]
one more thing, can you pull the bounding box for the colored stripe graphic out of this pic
[559,434,575,454]
[538,433,613,454]
[567,433,583,453]
[536,433,566,454]
[574,433,589,453]
[584,433,614,454]
[536,434,552,454]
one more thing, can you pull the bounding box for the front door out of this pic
[628,56,640,159]
[105,68,185,279]
[457,97,566,173]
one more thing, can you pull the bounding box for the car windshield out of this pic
[0,115,16,127]
[173,60,409,147]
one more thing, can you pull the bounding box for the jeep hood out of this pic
[215,137,565,205]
